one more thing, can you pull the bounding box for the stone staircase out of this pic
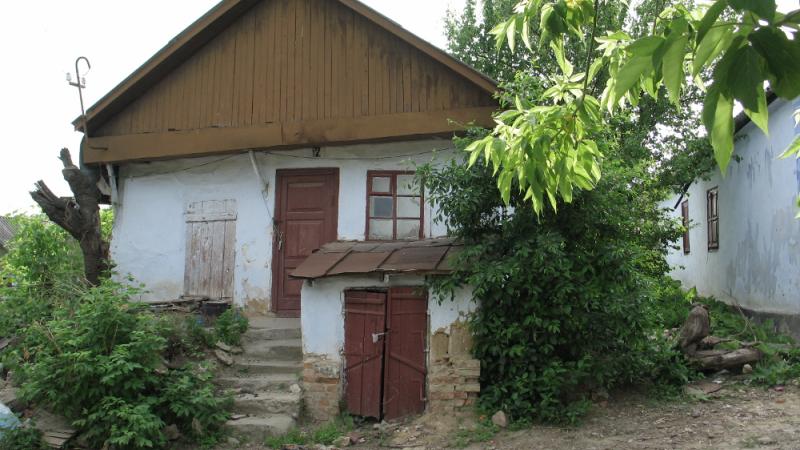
[221,317,303,441]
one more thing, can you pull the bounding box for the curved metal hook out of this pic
[75,56,91,87]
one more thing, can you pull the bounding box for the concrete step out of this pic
[233,391,301,416]
[217,373,299,392]
[243,327,302,342]
[247,317,301,330]
[241,338,303,360]
[233,359,302,376]
[226,414,295,441]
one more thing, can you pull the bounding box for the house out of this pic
[75,0,495,428]
[0,217,15,257]
[665,96,800,335]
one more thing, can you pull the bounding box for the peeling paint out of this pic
[665,98,800,315]
[110,140,454,306]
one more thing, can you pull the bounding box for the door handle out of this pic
[372,332,388,344]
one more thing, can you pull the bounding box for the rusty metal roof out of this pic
[290,238,461,280]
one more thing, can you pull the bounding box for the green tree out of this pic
[473,0,800,214]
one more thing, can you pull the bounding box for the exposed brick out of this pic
[462,383,481,393]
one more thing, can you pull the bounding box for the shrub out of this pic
[421,152,689,424]
[213,308,248,346]
[0,426,47,450]
[14,281,230,449]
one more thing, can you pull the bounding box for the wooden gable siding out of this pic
[94,0,494,142]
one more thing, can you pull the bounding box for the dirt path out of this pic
[221,378,800,450]
[463,383,800,450]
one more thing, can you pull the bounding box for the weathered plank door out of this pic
[184,199,236,300]
[344,291,387,419]
[272,169,338,316]
[383,287,428,420]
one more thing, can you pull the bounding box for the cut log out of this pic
[688,348,763,371]
[698,336,733,350]
[678,304,710,354]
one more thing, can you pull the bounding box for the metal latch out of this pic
[372,332,388,343]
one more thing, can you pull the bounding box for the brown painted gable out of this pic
[81,0,497,164]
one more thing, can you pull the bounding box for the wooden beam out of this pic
[82,107,495,164]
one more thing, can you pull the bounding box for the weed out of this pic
[451,417,499,448]
[264,415,354,449]
[213,309,248,346]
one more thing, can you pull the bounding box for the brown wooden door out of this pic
[383,287,428,420]
[272,169,338,316]
[344,291,387,419]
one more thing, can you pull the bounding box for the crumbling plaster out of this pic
[666,98,800,315]
[110,139,454,304]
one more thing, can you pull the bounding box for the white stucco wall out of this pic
[110,139,455,304]
[665,98,800,315]
[299,274,476,359]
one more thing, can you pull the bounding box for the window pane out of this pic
[369,219,393,239]
[397,196,421,218]
[371,176,391,193]
[369,196,393,218]
[397,175,418,195]
[397,219,420,239]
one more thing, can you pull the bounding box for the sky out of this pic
[0,0,797,215]
[0,0,465,215]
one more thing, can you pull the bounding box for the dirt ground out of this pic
[223,376,800,450]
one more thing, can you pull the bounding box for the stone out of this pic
[757,436,776,445]
[214,349,234,366]
[215,341,232,352]
[164,424,181,441]
[334,435,352,447]
[491,410,508,428]
[290,383,302,394]
[742,363,753,374]
[226,437,241,446]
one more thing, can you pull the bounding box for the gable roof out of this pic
[73,0,497,162]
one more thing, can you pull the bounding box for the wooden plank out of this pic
[223,219,236,299]
[220,29,236,127]
[324,0,333,119]
[83,106,496,163]
[357,15,369,116]
[252,2,266,124]
[402,44,412,113]
[299,0,310,120]
[279,0,290,121]
[184,222,195,296]
[209,220,226,299]
[286,0,297,121]
[317,0,327,120]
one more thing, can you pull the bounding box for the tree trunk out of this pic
[30,148,108,286]
[688,348,763,372]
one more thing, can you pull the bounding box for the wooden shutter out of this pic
[681,200,690,254]
[707,188,719,250]
[184,200,236,300]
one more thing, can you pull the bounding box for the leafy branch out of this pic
[474,0,800,215]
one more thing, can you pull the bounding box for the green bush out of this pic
[213,309,248,346]
[13,281,230,449]
[421,152,690,424]
[0,426,47,450]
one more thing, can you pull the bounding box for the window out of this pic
[681,200,690,254]
[366,171,423,240]
[707,187,719,250]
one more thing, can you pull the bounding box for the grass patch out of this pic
[451,416,499,448]
[264,415,354,449]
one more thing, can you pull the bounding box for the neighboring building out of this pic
[0,217,15,257]
[75,0,494,427]
[665,97,800,332]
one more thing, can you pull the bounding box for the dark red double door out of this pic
[344,288,427,420]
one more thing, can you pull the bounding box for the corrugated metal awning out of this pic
[290,238,461,280]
